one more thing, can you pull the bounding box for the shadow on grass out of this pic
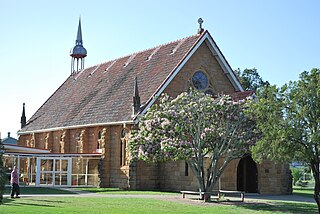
[75,187,176,195]
[238,201,317,214]
[185,197,317,213]
[77,188,122,193]
[4,186,77,195]
[28,199,66,203]
[0,197,15,205]
[6,201,57,208]
[0,198,56,207]
[293,187,314,199]
[1,197,65,207]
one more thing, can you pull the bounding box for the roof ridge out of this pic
[72,34,200,73]
[98,33,200,66]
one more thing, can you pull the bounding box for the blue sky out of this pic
[0,0,319,138]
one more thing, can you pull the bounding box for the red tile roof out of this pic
[230,90,255,101]
[20,33,204,133]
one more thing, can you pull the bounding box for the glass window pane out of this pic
[55,159,68,172]
[40,173,53,185]
[88,159,98,174]
[41,159,53,171]
[55,173,68,186]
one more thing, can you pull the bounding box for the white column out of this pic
[85,159,88,185]
[17,155,20,181]
[67,158,72,187]
[36,158,41,187]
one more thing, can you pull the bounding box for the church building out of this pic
[9,19,291,194]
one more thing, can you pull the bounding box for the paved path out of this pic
[243,193,314,203]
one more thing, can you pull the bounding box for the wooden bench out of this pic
[181,190,202,198]
[181,190,245,202]
[180,191,210,201]
[218,190,245,202]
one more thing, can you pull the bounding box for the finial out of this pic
[197,18,204,34]
[8,132,10,137]
[134,76,140,97]
[21,102,26,129]
[132,76,141,116]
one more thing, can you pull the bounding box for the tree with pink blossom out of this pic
[129,89,256,201]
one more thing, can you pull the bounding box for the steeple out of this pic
[70,17,87,74]
[21,103,26,129]
[76,19,83,46]
[132,76,141,116]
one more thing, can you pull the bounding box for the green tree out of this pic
[248,68,320,212]
[235,68,269,91]
[291,168,303,185]
[129,89,256,201]
[0,136,5,203]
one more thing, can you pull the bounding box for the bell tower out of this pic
[70,18,87,74]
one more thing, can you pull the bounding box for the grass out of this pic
[75,187,176,195]
[0,196,317,214]
[4,186,315,197]
[238,201,317,213]
[293,186,314,198]
[1,187,317,213]
[3,186,76,195]
[4,187,175,195]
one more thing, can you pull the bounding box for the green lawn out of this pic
[75,187,176,195]
[1,187,317,213]
[293,187,314,198]
[4,186,315,197]
[3,186,76,195]
[0,196,317,214]
[4,187,175,195]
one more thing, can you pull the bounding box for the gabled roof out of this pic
[2,133,18,145]
[19,30,243,134]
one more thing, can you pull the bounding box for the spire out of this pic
[70,17,87,74]
[132,76,141,116]
[76,18,83,46]
[21,103,26,129]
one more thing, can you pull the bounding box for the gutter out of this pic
[18,120,134,135]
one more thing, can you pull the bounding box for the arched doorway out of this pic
[237,155,258,193]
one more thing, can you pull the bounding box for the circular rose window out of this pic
[192,71,209,90]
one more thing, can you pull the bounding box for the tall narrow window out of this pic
[185,162,189,176]
[97,131,102,149]
[75,132,81,153]
[120,129,127,166]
